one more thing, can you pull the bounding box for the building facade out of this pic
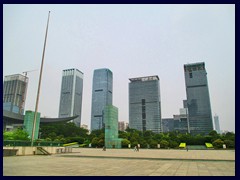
[214,115,221,134]
[162,118,174,133]
[118,121,125,131]
[104,105,122,148]
[3,74,29,115]
[129,75,162,133]
[184,62,213,135]
[23,110,40,140]
[91,68,113,131]
[58,68,83,127]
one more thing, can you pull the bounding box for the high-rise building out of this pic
[162,118,174,132]
[58,68,83,127]
[3,74,29,115]
[214,115,221,134]
[129,75,162,133]
[118,121,128,131]
[104,105,122,148]
[184,62,213,135]
[91,68,113,131]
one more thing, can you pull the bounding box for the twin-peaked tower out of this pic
[58,68,83,127]
[184,62,213,135]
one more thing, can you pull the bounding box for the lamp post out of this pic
[31,11,51,146]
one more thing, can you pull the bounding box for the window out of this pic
[189,72,193,78]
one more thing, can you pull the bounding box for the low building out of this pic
[104,105,122,148]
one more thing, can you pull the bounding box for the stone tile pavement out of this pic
[3,148,235,176]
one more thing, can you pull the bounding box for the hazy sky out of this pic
[3,4,235,132]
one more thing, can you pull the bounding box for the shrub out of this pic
[212,139,224,149]
[160,140,169,149]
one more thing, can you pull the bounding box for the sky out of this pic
[3,4,235,132]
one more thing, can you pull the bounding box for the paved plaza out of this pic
[3,148,235,176]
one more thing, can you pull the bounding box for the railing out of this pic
[3,140,63,147]
[37,147,51,155]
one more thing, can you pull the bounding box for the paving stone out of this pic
[3,148,235,176]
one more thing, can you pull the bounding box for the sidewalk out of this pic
[3,148,235,176]
[65,148,235,161]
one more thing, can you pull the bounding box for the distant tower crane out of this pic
[20,69,38,113]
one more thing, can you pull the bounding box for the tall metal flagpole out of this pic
[31,11,51,146]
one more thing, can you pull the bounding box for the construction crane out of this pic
[22,69,38,77]
[20,69,38,114]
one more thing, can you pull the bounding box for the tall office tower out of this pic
[3,74,29,115]
[214,115,221,134]
[184,62,213,135]
[91,68,113,131]
[58,68,83,127]
[129,75,162,133]
[104,105,122,148]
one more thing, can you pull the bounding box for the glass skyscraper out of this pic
[184,62,213,135]
[58,68,83,127]
[3,74,29,115]
[129,76,162,133]
[91,68,113,131]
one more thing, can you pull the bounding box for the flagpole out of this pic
[31,11,51,146]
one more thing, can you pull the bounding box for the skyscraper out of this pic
[129,75,162,133]
[58,68,83,127]
[91,68,113,131]
[214,115,221,134]
[184,62,213,135]
[3,74,28,115]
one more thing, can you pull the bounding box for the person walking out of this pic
[136,145,139,152]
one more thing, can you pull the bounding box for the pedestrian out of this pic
[134,146,137,152]
[136,145,139,152]
[186,146,188,151]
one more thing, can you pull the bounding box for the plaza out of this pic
[3,148,235,176]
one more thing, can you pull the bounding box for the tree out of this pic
[160,140,169,149]
[121,139,131,148]
[169,140,179,148]
[209,130,218,136]
[224,140,235,148]
[91,137,99,147]
[149,139,158,148]
[3,129,30,141]
[212,139,224,149]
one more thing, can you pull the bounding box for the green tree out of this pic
[224,140,235,148]
[148,139,158,148]
[212,139,224,149]
[3,129,30,140]
[169,140,179,148]
[121,139,131,148]
[209,130,218,136]
[91,137,99,147]
[160,140,169,149]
